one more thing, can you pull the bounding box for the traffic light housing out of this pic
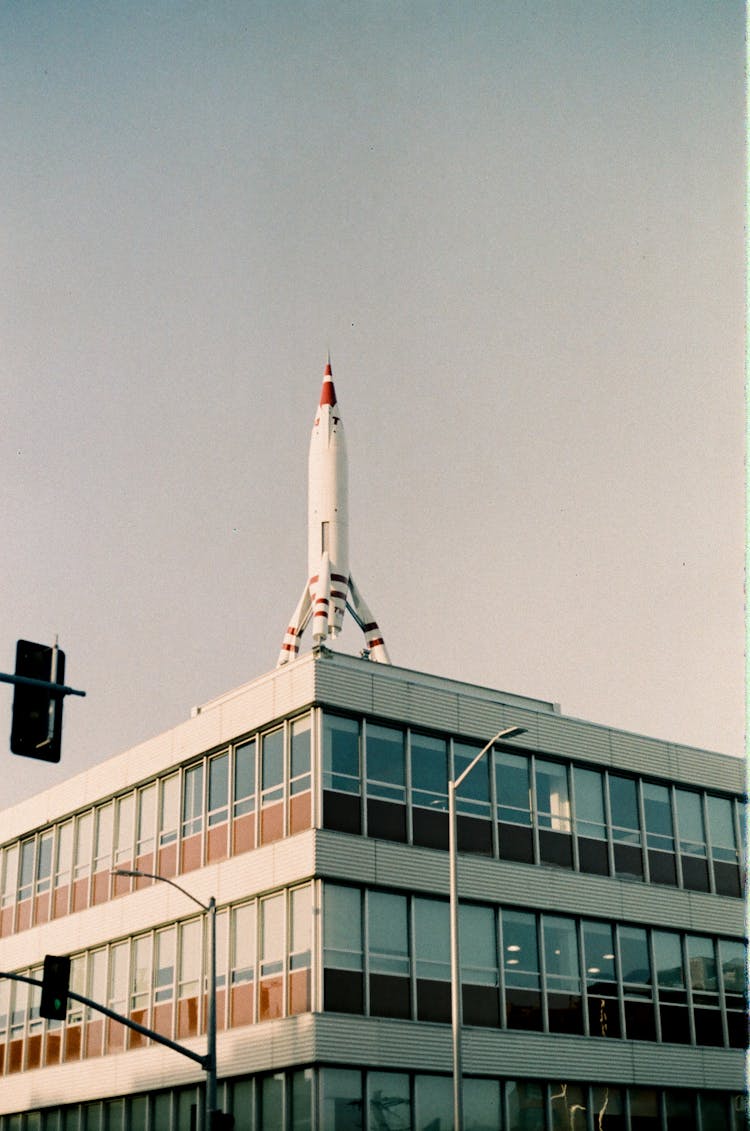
[40,954,71,1021]
[10,640,65,762]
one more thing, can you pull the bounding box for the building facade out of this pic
[0,650,745,1130]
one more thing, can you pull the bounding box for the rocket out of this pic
[278,361,391,666]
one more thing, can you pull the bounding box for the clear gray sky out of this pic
[1,2,744,809]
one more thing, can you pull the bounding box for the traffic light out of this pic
[40,954,71,1021]
[10,640,65,762]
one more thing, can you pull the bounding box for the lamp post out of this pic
[449,725,526,1131]
[113,869,217,1129]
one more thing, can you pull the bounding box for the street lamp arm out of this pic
[111,869,210,913]
[451,725,526,791]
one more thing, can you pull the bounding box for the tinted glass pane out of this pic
[502,910,539,986]
[551,1083,587,1131]
[234,740,256,802]
[574,766,606,833]
[544,916,580,987]
[506,1080,544,1131]
[182,766,203,822]
[495,751,531,823]
[675,790,705,852]
[719,939,746,994]
[411,732,448,806]
[208,753,229,813]
[461,904,497,984]
[414,1074,452,1131]
[706,795,737,858]
[368,892,408,975]
[642,783,674,846]
[414,897,450,980]
[262,729,284,790]
[653,932,684,987]
[291,718,311,778]
[366,724,405,786]
[320,1068,363,1131]
[619,927,651,986]
[609,775,639,833]
[368,1072,410,1129]
[464,1077,501,1131]
[454,742,490,805]
[536,760,571,830]
[323,715,360,790]
[665,1092,696,1130]
[699,1094,730,1131]
[582,921,616,984]
[686,936,717,991]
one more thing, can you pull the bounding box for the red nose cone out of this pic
[320,362,337,406]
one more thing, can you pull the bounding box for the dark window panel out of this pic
[577,837,609,875]
[713,860,742,898]
[539,829,573,869]
[726,1010,749,1049]
[366,799,407,843]
[647,849,677,886]
[462,983,499,1027]
[613,842,644,880]
[412,807,449,850]
[505,987,542,1031]
[323,969,363,1015]
[587,995,621,1038]
[457,814,492,855]
[659,1004,692,1043]
[323,791,361,835]
[369,974,410,1019]
[693,1008,724,1047]
[416,979,451,1023]
[498,822,534,863]
[680,855,710,892]
[547,992,584,1034]
[624,999,657,1041]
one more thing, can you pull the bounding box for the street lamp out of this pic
[113,869,218,1129]
[449,725,526,1131]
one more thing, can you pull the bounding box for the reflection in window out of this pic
[675,790,709,892]
[411,733,449,850]
[159,776,180,847]
[234,739,256,816]
[502,909,541,1031]
[706,795,741,897]
[506,1080,544,1131]
[582,920,619,1038]
[653,931,689,1044]
[323,715,361,835]
[550,1083,587,1131]
[320,1067,363,1131]
[414,1074,452,1131]
[155,929,176,1004]
[182,765,204,838]
[543,915,582,1033]
[324,885,363,1015]
[368,1072,410,1131]
[366,723,407,843]
[368,891,409,1018]
[619,927,655,1041]
[208,753,229,825]
[536,760,572,868]
[455,740,492,855]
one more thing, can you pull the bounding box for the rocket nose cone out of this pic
[320,363,337,407]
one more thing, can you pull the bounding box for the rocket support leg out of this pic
[277,583,313,666]
[347,574,391,664]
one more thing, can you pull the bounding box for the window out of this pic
[414,1074,453,1131]
[506,1081,544,1131]
[319,1068,363,1131]
[619,927,655,1041]
[136,784,157,862]
[461,903,499,1026]
[706,795,741,897]
[231,902,256,1027]
[107,944,128,1053]
[686,935,722,1046]
[368,891,410,1018]
[454,740,492,855]
[365,723,407,842]
[260,894,285,1020]
[233,739,256,854]
[582,920,620,1038]
[155,928,176,1004]
[35,832,53,924]
[159,775,180,855]
[182,764,204,838]
[17,840,35,929]
[207,752,229,862]
[410,732,449,849]
[323,715,361,834]
[608,775,643,879]
[289,886,312,1013]
[543,914,582,1033]
[260,729,284,845]
[642,783,676,885]
[368,1072,410,1130]
[536,759,572,867]
[1,844,19,934]
[290,717,312,833]
[719,938,747,1048]
[177,919,202,1037]
[675,789,709,892]
[573,766,608,875]
[86,949,107,1055]
[113,794,135,891]
[653,931,689,1044]
[414,897,451,1022]
[130,934,153,1038]
[502,909,541,1030]
[496,750,533,863]
[324,885,363,1015]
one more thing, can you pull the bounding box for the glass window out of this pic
[368,1072,410,1130]
[74,812,94,879]
[619,927,651,988]
[323,715,360,794]
[291,717,311,793]
[719,938,746,996]
[155,927,176,1002]
[461,904,497,986]
[208,752,229,824]
[108,943,129,1015]
[536,760,571,831]
[88,949,107,1021]
[290,886,311,970]
[411,732,448,809]
[54,822,73,888]
[2,843,19,909]
[319,1067,363,1131]
[261,1073,285,1131]
[686,935,717,992]
[131,934,152,1012]
[543,915,580,990]
[582,920,619,1038]
[573,766,606,837]
[368,892,409,976]
[590,1087,625,1131]
[234,739,256,816]
[464,1077,502,1130]
[495,750,532,825]
[261,729,284,800]
[653,932,684,989]
[706,795,738,860]
[179,919,202,996]
[699,1094,731,1131]
[609,775,640,836]
[182,764,204,837]
[291,1067,313,1131]
[215,908,228,990]
[414,1074,453,1131]
[665,1091,696,1129]
[114,794,135,867]
[366,723,406,801]
[232,903,257,983]
[36,831,53,892]
[94,804,114,871]
[675,790,706,855]
[260,894,285,977]
[629,1088,659,1131]
[506,1080,545,1131]
[136,784,157,857]
[551,1083,587,1131]
[454,740,491,816]
[414,897,450,982]
[19,839,35,901]
[502,910,540,988]
[324,885,362,971]
[160,775,180,846]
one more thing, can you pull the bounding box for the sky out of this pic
[1,1,744,810]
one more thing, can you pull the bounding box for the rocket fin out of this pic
[277,583,313,666]
[312,552,332,642]
[347,574,391,663]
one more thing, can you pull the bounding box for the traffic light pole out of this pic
[0,970,209,1070]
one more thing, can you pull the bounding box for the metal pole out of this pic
[206,896,217,1130]
[449,778,463,1131]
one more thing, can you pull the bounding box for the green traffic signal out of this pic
[40,954,70,1021]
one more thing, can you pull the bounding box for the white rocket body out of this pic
[278,363,390,666]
